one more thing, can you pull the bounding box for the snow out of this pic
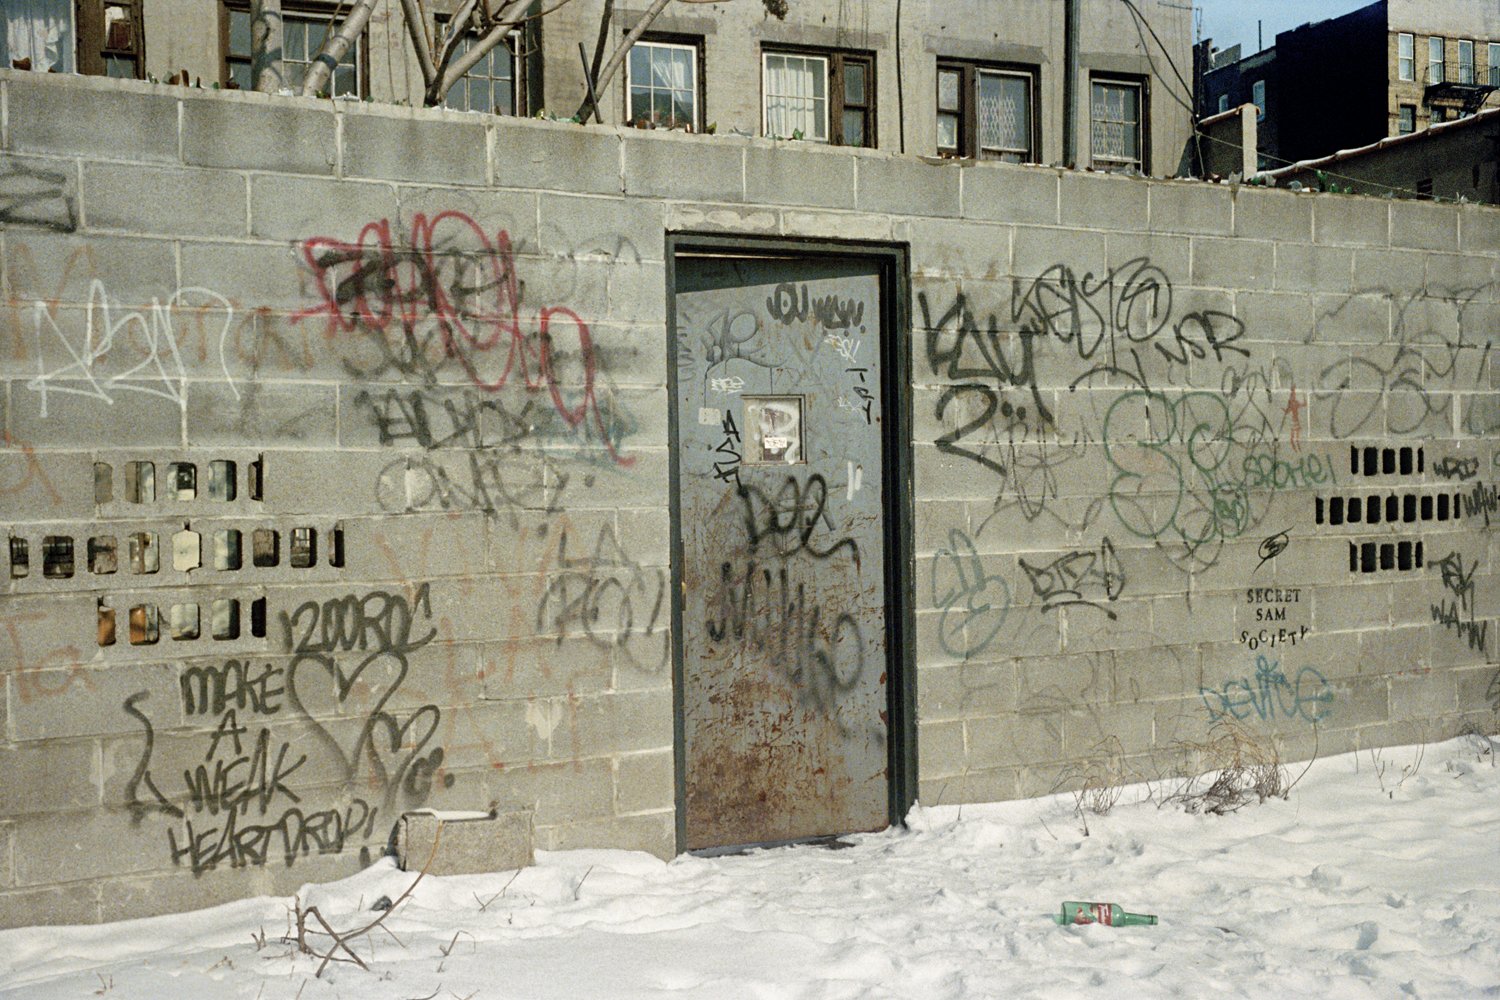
[3,736,1498,999]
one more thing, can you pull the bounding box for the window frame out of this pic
[1428,36,1445,84]
[1397,103,1415,134]
[3,0,144,78]
[625,36,703,131]
[1089,73,1148,174]
[1457,39,1474,84]
[1490,42,1500,87]
[761,46,876,148]
[220,0,369,97]
[439,16,527,116]
[1251,79,1266,121]
[1397,32,1414,81]
[936,59,1038,163]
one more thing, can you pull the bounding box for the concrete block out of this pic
[10,662,179,741]
[0,740,98,815]
[10,382,182,447]
[0,152,78,233]
[557,688,674,760]
[396,809,533,875]
[1114,643,1201,703]
[1457,204,1500,255]
[624,131,743,202]
[1388,671,1457,719]
[1103,231,1189,280]
[4,228,176,306]
[1061,700,1156,757]
[7,76,177,162]
[258,448,403,517]
[1194,236,1272,290]
[249,174,398,244]
[665,202,780,235]
[11,807,169,886]
[779,209,894,243]
[1356,626,1430,675]
[1274,242,1353,295]
[1321,674,1390,729]
[494,120,622,196]
[1455,664,1500,714]
[178,240,314,313]
[948,766,1018,804]
[962,164,1058,226]
[905,217,1008,280]
[1152,592,1235,646]
[343,109,488,186]
[393,185,540,255]
[966,711,1062,769]
[1308,292,1389,345]
[491,757,614,826]
[187,381,337,447]
[1232,186,1312,242]
[1311,582,1392,631]
[1349,248,1427,299]
[480,636,613,700]
[1060,171,1147,231]
[0,881,99,929]
[538,193,665,262]
[98,865,278,923]
[744,143,856,210]
[1011,225,1106,279]
[1313,197,1388,247]
[1148,181,1231,236]
[1390,200,1459,252]
[1423,251,1494,294]
[423,698,543,773]
[1016,652,1111,715]
[914,718,965,778]
[80,162,247,239]
[182,93,337,175]
[855,154,961,218]
[614,748,674,815]
[537,811,673,857]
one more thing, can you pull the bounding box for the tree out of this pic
[258,0,786,110]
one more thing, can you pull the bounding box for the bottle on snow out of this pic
[1053,901,1157,926]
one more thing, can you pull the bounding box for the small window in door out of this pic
[742,396,804,465]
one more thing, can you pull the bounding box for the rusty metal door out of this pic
[670,250,895,851]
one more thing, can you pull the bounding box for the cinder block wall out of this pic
[1,70,1496,927]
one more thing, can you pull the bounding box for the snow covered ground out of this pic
[3,735,1498,1000]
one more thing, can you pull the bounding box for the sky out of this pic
[1194,0,1374,55]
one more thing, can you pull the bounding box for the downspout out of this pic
[1063,0,1080,167]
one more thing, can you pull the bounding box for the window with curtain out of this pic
[1397,33,1414,81]
[1429,36,1445,84]
[1397,104,1415,134]
[2,0,75,73]
[628,40,699,130]
[1090,77,1143,172]
[937,61,1032,161]
[764,51,828,141]
[1458,39,1474,84]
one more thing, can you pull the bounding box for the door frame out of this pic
[664,233,917,853]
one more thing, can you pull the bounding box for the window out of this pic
[1251,79,1266,121]
[1397,104,1415,134]
[224,3,363,96]
[936,62,1035,162]
[1397,33,1414,81]
[1216,93,1228,113]
[627,39,699,130]
[1429,36,1444,84]
[1090,76,1144,173]
[1490,42,1500,86]
[443,26,523,114]
[763,49,873,147]
[2,0,142,77]
[1458,39,1474,84]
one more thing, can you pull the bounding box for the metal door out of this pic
[671,251,893,851]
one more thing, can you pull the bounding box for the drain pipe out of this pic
[1062,0,1080,167]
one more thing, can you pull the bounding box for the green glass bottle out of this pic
[1054,901,1158,927]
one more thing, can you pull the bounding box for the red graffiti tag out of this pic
[294,212,630,466]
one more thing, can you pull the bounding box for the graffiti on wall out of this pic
[124,584,450,875]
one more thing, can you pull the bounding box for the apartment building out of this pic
[1,0,1195,174]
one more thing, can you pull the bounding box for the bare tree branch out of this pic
[300,0,379,97]
[576,0,673,121]
[398,0,439,89]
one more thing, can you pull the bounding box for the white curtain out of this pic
[764,54,827,141]
[2,0,75,73]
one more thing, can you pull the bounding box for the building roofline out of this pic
[1255,104,1500,179]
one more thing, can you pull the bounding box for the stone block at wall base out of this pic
[396,809,534,876]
